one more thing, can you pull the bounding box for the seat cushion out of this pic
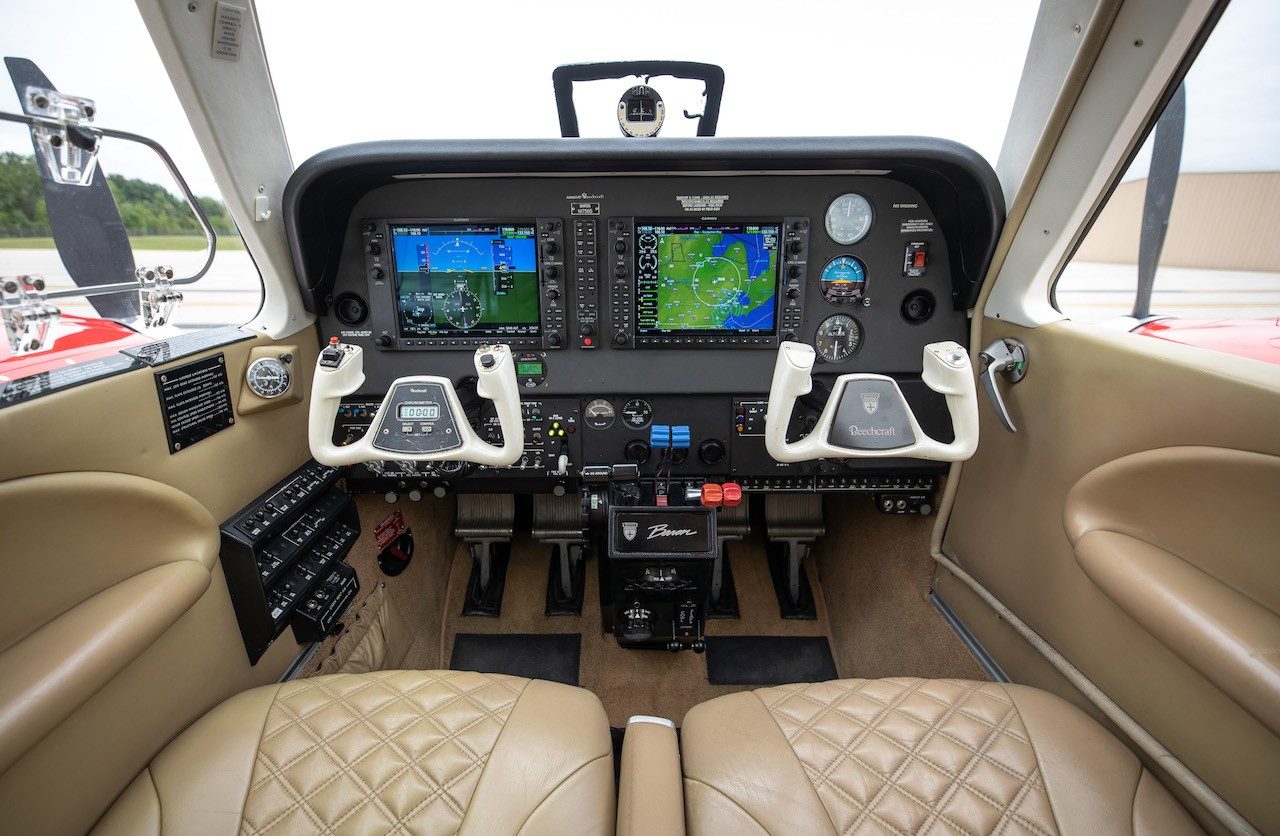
[681,677,1201,835]
[93,670,615,836]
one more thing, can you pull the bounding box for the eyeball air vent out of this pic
[334,292,369,326]
[900,290,936,325]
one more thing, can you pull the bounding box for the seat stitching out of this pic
[247,674,521,831]
[922,699,1055,836]
[774,679,926,835]
[765,680,1053,836]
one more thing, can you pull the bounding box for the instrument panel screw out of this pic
[188,2,197,10]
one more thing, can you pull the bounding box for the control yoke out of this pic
[765,341,979,463]
[308,341,524,468]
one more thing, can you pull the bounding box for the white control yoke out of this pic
[308,342,524,467]
[765,341,979,463]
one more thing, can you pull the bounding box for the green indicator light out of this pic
[517,362,544,376]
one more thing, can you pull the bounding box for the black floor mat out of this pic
[449,633,581,685]
[706,636,838,686]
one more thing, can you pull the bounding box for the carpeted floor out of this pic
[310,492,986,723]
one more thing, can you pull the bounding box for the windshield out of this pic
[258,0,1040,164]
[0,0,262,341]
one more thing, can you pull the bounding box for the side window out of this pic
[0,5,262,384]
[1054,0,1280,364]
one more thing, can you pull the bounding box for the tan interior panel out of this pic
[0,328,321,834]
[944,319,1280,834]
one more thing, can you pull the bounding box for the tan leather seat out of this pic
[682,677,1202,835]
[93,670,615,835]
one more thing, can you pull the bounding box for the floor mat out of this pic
[449,633,581,685]
[706,636,838,686]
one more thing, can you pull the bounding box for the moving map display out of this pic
[634,222,780,335]
[391,223,541,337]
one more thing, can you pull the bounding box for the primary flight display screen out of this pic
[390,223,541,338]
[634,222,780,335]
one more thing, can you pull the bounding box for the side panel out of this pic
[943,318,1280,834]
[0,329,318,834]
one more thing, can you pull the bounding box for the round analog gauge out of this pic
[434,460,466,478]
[621,398,653,430]
[825,193,874,245]
[814,315,863,363]
[246,357,292,399]
[584,398,616,430]
[441,288,482,329]
[820,256,868,305]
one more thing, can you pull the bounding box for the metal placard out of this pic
[155,353,234,453]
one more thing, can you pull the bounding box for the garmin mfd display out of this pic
[391,223,541,338]
[634,222,780,335]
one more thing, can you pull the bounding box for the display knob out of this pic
[620,606,653,642]
[614,265,627,279]
[579,322,596,337]
[613,331,629,346]
[547,333,563,348]
[786,285,800,298]
[624,439,651,464]
[698,438,726,465]
[614,239,627,254]
[542,240,558,255]
[547,286,560,300]
[787,265,802,280]
[368,267,384,281]
[789,240,804,255]
[365,243,381,255]
[374,333,393,348]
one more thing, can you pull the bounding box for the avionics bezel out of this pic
[362,217,565,351]
[630,218,789,348]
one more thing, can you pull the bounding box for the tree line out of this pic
[0,151,235,237]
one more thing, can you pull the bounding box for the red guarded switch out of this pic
[721,482,743,507]
[913,249,927,269]
[700,483,724,507]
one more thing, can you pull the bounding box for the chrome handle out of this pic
[979,339,1028,433]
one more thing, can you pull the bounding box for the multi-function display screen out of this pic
[390,223,541,338]
[634,222,780,335]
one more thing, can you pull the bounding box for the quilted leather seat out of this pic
[92,670,615,835]
[681,677,1202,835]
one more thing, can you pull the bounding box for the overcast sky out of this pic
[0,0,1277,199]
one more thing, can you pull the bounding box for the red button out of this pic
[700,483,723,507]
[913,250,927,269]
[583,337,593,346]
[721,482,743,507]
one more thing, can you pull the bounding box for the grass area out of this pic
[0,235,243,251]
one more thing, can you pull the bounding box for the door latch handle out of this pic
[979,338,1028,433]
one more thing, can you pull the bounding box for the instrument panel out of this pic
[286,138,1003,495]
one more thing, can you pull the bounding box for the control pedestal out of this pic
[604,501,719,651]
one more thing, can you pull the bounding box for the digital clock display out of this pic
[397,403,440,421]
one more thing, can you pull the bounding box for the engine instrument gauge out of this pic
[246,357,291,399]
[584,398,616,430]
[621,398,653,430]
[814,315,862,363]
[824,193,874,245]
[820,256,868,305]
